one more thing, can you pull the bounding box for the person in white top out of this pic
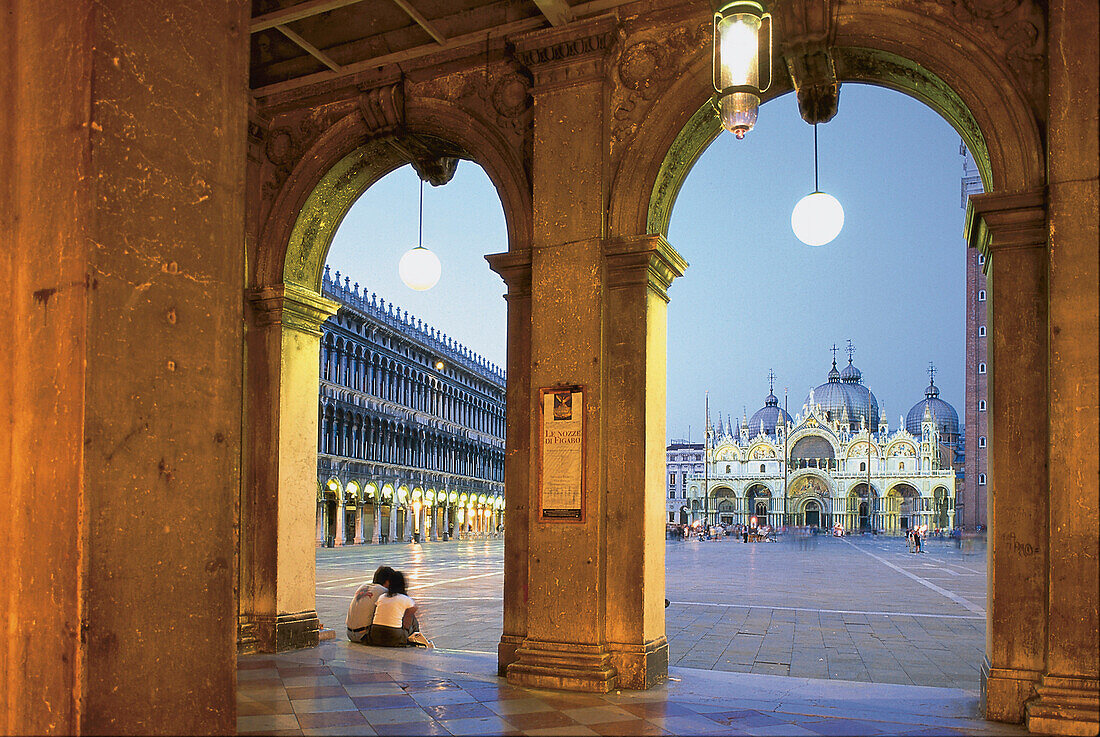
[346,566,394,643]
[368,571,432,647]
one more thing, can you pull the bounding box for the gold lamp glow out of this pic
[399,178,441,291]
[712,0,771,139]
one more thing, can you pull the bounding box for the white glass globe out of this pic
[398,245,441,291]
[791,191,844,246]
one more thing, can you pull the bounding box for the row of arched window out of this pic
[320,329,505,438]
[319,403,504,482]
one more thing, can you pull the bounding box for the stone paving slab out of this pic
[238,642,1024,736]
[316,534,986,690]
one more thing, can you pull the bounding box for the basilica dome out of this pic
[748,390,792,437]
[806,358,880,433]
[906,380,960,442]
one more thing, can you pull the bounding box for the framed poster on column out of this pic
[538,385,586,521]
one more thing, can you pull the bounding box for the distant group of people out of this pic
[906,525,927,553]
[346,566,433,648]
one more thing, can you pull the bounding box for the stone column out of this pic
[244,283,339,653]
[355,502,365,544]
[504,18,670,693]
[1,1,249,731]
[1025,2,1100,731]
[603,236,684,689]
[404,504,414,541]
[429,505,438,541]
[333,490,346,546]
[316,501,325,547]
[370,498,381,544]
[387,494,398,543]
[966,192,1049,723]
[418,504,427,542]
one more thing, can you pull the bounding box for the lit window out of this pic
[668,473,675,486]
[979,473,986,485]
[978,290,986,301]
[978,325,986,337]
[979,400,986,411]
[899,462,905,470]
[979,362,986,374]
[978,436,986,448]
[978,253,985,265]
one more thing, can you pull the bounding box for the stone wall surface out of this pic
[2,0,250,734]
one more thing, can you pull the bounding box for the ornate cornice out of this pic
[603,234,689,303]
[248,282,340,336]
[511,14,618,92]
[965,188,1047,258]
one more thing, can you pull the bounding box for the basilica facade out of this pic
[683,357,959,535]
[316,267,506,546]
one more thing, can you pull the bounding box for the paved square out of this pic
[316,534,986,690]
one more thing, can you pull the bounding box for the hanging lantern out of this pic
[712,0,772,139]
[791,124,844,246]
[399,177,442,291]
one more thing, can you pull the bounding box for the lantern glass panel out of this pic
[717,12,761,138]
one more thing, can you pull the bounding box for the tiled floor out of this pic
[237,642,1025,736]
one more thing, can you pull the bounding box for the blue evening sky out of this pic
[325,84,972,442]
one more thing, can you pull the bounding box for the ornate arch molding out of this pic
[256,94,531,292]
[609,1,1044,239]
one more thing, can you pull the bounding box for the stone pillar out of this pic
[355,502,366,544]
[404,504,414,541]
[429,505,438,541]
[1,1,249,731]
[418,504,427,542]
[370,499,381,544]
[1025,1,1100,731]
[503,18,680,693]
[966,192,1050,724]
[316,501,325,547]
[243,283,339,653]
[387,496,398,543]
[333,490,346,547]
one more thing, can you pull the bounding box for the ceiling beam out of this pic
[251,0,634,99]
[532,0,575,26]
[276,25,342,72]
[251,0,367,33]
[391,0,447,45]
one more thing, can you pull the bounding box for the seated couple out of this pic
[346,566,433,648]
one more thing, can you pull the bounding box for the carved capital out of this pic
[486,251,533,298]
[248,282,340,336]
[512,15,617,92]
[965,188,1047,258]
[603,235,688,303]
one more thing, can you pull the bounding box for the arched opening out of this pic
[790,436,837,471]
[240,93,528,656]
[804,499,822,529]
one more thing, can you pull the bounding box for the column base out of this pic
[240,611,321,653]
[506,639,618,692]
[1025,675,1100,736]
[498,634,525,677]
[981,657,1041,723]
[608,637,668,690]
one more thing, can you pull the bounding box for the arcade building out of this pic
[316,267,506,546]
[683,357,960,534]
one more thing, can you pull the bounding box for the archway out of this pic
[610,6,1051,715]
[804,500,821,529]
[239,91,530,655]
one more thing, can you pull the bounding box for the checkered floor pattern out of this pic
[237,642,1024,736]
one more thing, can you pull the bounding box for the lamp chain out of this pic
[418,177,424,248]
[814,123,819,193]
